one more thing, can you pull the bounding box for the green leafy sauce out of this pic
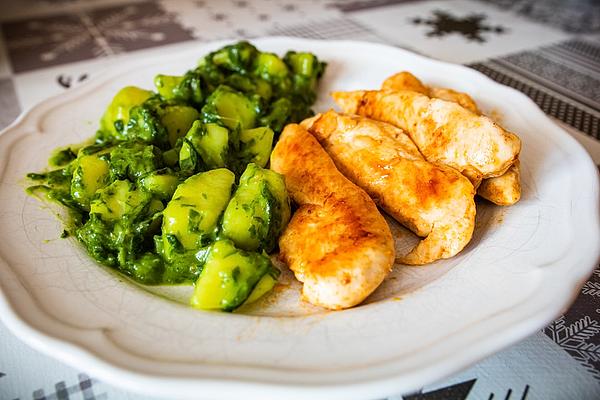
[26,41,326,311]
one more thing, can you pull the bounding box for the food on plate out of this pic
[26,36,525,312]
[331,88,521,187]
[428,87,480,114]
[303,111,475,265]
[477,160,521,206]
[190,238,279,311]
[381,71,520,205]
[221,163,291,253]
[26,41,325,311]
[382,71,480,114]
[270,124,395,309]
[381,71,429,96]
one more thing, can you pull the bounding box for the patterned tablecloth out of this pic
[1,1,599,399]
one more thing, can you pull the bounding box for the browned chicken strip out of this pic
[382,72,480,114]
[428,87,481,115]
[381,71,521,205]
[381,71,429,95]
[270,124,395,309]
[332,89,521,185]
[302,111,476,265]
[477,160,521,206]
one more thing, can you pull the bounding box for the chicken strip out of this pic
[428,87,480,115]
[332,89,521,185]
[381,71,429,95]
[382,72,480,114]
[302,110,475,265]
[381,71,521,205]
[477,160,521,206]
[270,124,395,309]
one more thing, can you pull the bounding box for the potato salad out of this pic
[26,41,326,311]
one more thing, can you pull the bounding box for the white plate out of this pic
[0,37,598,400]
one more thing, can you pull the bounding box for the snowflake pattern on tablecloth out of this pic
[583,281,600,297]
[583,270,600,297]
[477,0,600,33]
[544,265,600,379]
[411,10,505,43]
[544,316,600,379]
[1,1,194,73]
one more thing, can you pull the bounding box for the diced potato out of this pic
[100,86,152,137]
[201,86,258,130]
[190,239,272,311]
[239,126,274,168]
[70,154,110,209]
[178,140,199,174]
[254,79,272,100]
[221,163,290,252]
[285,52,316,76]
[160,105,200,147]
[161,169,235,258]
[180,121,229,172]
[154,74,184,100]
[90,180,155,222]
[242,270,279,306]
[210,41,257,73]
[139,172,179,200]
[162,148,179,168]
[200,123,230,167]
[254,53,289,81]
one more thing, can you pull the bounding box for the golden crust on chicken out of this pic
[302,111,476,265]
[332,89,521,185]
[477,160,521,206]
[381,71,429,94]
[382,72,480,114]
[270,124,395,309]
[428,87,480,114]
[380,71,521,205]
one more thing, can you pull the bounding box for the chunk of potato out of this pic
[90,180,161,222]
[139,171,179,200]
[70,154,110,209]
[100,86,152,138]
[190,239,272,311]
[221,163,290,252]
[160,105,200,147]
[239,126,274,168]
[153,74,184,100]
[201,86,258,130]
[161,169,235,258]
[180,121,229,173]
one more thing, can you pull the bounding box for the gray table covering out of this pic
[1,1,599,399]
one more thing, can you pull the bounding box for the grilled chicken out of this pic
[270,123,395,309]
[381,71,429,95]
[332,89,521,187]
[428,87,480,115]
[382,72,480,114]
[381,71,521,205]
[302,111,476,265]
[477,160,521,205]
